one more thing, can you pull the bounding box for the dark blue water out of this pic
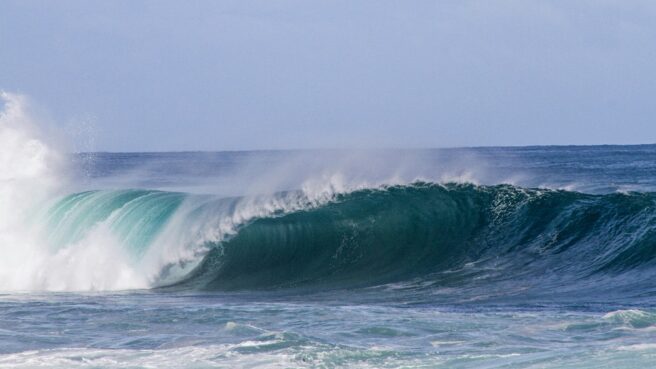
[2,146,656,368]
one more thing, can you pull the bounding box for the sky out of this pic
[1,0,655,152]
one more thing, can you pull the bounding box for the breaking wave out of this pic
[2,91,656,300]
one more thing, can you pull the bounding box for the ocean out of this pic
[2,137,656,367]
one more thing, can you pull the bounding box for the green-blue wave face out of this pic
[28,182,656,303]
[40,190,186,260]
[176,183,656,303]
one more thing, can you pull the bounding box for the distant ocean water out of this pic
[2,95,656,369]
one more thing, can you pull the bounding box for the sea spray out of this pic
[0,93,145,291]
[0,100,357,291]
[0,97,432,292]
[2,93,656,299]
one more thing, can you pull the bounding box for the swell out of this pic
[177,183,656,293]
[18,182,656,295]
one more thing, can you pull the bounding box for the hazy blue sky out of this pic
[1,0,655,151]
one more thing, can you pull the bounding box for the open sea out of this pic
[2,144,656,368]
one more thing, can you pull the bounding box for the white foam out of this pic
[616,343,656,351]
[0,345,298,369]
[0,92,147,291]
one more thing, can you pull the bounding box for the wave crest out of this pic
[175,183,656,296]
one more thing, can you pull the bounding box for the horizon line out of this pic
[73,142,656,155]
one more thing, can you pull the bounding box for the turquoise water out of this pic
[2,146,656,368]
[1,293,655,368]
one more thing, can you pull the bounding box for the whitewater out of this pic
[1,92,656,368]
